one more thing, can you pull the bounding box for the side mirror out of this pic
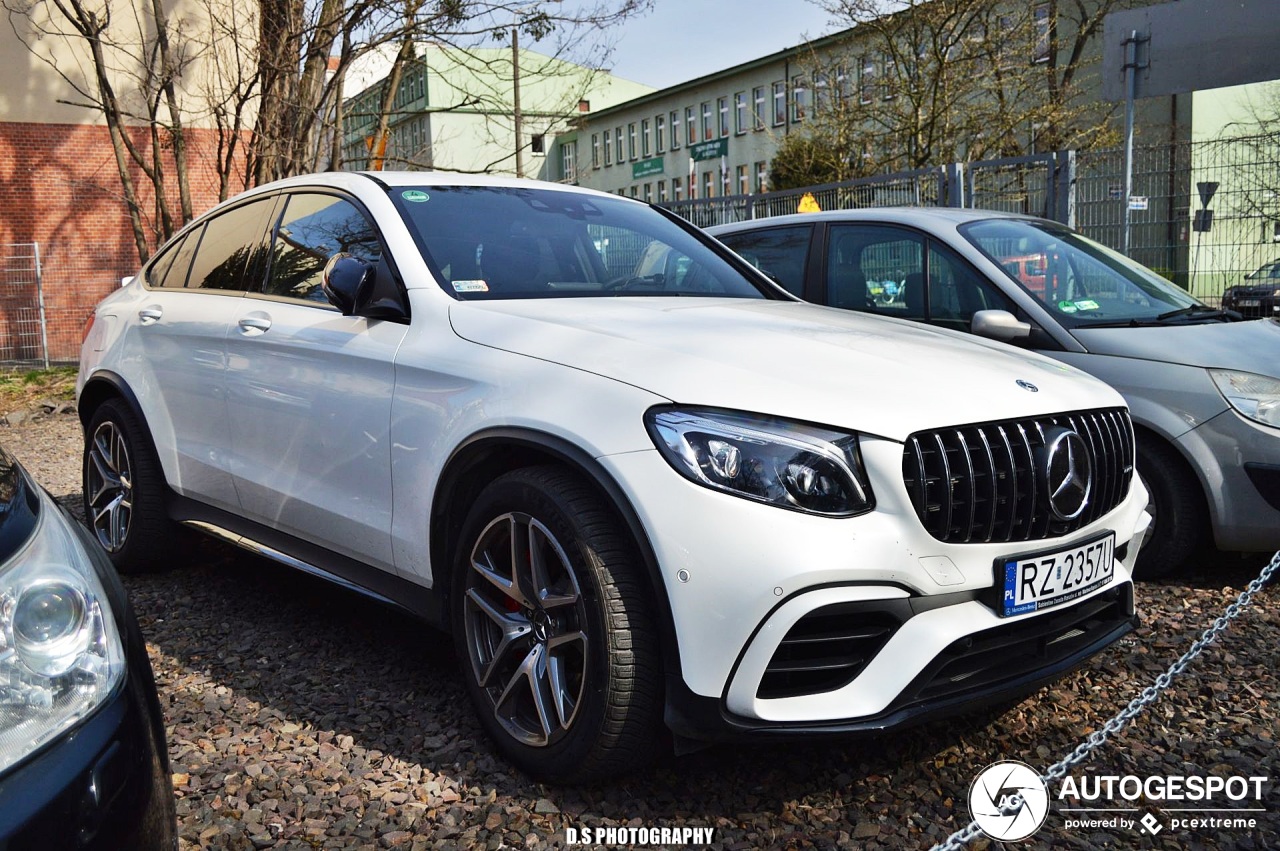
[971,309,1032,342]
[322,253,373,315]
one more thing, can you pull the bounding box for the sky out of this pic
[603,0,841,89]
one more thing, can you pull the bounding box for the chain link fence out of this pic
[0,242,135,366]
[1,243,49,367]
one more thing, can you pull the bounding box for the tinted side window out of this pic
[265,194,383,303]
[826,225,925,320]
[928,246,1016,331]
[186,199,276,291]
[146,231,197,289]
[717,226,811,296]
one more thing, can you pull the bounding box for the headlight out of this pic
[0,496,124,775]
[645,407,874,516]
[1209,369,1280,428]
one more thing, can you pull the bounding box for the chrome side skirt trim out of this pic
[181,520,400,608]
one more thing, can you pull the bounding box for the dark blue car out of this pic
[0,444,175,849]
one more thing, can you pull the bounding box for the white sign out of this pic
[1128,196,1149,211]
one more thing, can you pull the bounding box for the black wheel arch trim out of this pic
[432,427,684,696]
[78,370,146,431]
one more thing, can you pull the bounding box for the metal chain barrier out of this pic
[930,551,1280,851]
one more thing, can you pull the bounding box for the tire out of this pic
[82,398,183,573]
[1133,438,1207,580]
[452,465,662,783]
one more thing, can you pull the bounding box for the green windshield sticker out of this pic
[402,190,430,202]
[1057,300,1078,313]
[1074,299,1101,311]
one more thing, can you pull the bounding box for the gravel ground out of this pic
[4,410,1277,850]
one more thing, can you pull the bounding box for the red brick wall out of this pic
[0,122,242,361]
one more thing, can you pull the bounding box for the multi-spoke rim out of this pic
[463,512,589,748]
[86,421,133,553]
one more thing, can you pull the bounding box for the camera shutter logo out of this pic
[968,760,1050,841]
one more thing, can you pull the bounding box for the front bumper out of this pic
[665,582,1135,742]
[601,433,1148,738]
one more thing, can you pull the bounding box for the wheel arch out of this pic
[431,427,682,685]
[78,370,146,430]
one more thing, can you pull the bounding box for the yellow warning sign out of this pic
[797,192,821,213]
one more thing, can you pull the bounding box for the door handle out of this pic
[237,315,272,335]
[138,307,163,325]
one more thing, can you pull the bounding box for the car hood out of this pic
[449,298,1122,442]
[1072,318,1280,376]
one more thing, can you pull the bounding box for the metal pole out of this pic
[33,242,49,369]
[512,29,523,179]
[1121,30,1140,256]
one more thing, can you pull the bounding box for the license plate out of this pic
[1239,299,1261,307]
[997,532,1115,617]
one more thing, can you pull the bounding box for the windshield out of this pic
[960,219,1202,326]
[390,185,769,300]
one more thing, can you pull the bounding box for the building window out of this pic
[673,176,683,200]
[614,127,623,163]
[656,114,666,153]
[736,164,748,195]
[721,164,730,197]
[701,101,712,141]
[531,133,545,155]
[685,106,696,146]
[718,96,729,137]
[604,131,612,166]
[703,170,715,199]
[629,186,638,198]
[689,172,696,199]
[882,53,896,100]
[772,81,787,125]
[670,110,681,149]
[591,133,600,168]
[835,64,850,101]
[628,122,637,160]
[561,141,576,182]
[755,161,768,194]
[734,92,747,134]
[641,118,651,157]
[753,86,766,130]
[791,76,807,122]
[1033,4,1051,63]
[812,71,829,113]
[859,56,875,104]
[657,180,667,202]
[643,183,652,203]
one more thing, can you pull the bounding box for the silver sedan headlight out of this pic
[646,407,874,516]
[1209,369,1280,429]
[0,494,125,775]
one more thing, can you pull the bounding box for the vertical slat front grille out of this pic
[902,408,1134,544]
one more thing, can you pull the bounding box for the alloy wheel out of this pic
[463,512,589,748]
[86,421,133,552]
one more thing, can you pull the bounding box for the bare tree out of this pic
[251,0,652,183]
[4,0,200,260]
[770,0,1133,187]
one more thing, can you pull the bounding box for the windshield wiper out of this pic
[1155,306,1237,323]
